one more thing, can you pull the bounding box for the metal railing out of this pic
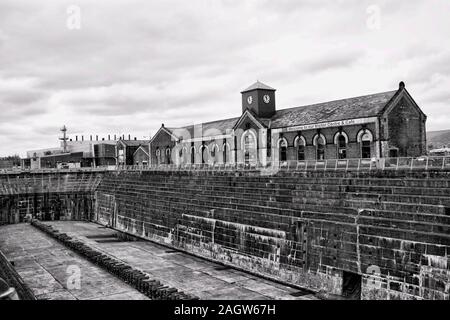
[1,156,449,174]
[0,167,112,174]
[114,156,450,172]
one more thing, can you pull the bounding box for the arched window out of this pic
[361,134,372,158]
[313,134,326,160]
[155,148,161,165]
[165,148,171,164]
[334,132,348,159]
[190,146,196,164]
[294,136,306,161]
[181,147,187,164]
[223,143,229,164]
[337,135,346,159]
[200,145,208,164]
[278,138,288,162]
[210,144,219,164]
[242,130,257,164]
[357,129,373,159]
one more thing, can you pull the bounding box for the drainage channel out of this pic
[30,220,198,300]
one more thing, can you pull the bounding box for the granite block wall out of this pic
[1,169,448,299]
[0,172,102,223]
[94,169,450,300]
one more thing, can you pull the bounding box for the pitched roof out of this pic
[241,81,276,93]
[119,139,149,147]
[270,90,398,128]
[233,109,268,130]
[168,117,239,141]
[165,126,193,141]
[138,144,149,152]
[154,86,402,141]
[201,117,239,135]
[134,144,150,156]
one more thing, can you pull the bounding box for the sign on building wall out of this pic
[276,117,378,133]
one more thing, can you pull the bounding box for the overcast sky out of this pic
[0,0,449,157]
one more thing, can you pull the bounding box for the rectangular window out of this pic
[361,141,371,158]
[389,148,398,158]
[317,146,325,160]
[297,146,305,161]
[244,151,250,164]
[280,147,287,161]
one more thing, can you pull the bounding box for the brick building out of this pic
[133,145,150,166]
[0,156,21,170]
[149,81,427,165]
[24,139,117,169]
[116,139,149,166]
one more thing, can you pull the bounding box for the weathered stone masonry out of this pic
[0,172,102,223]
[95,170,450,300]
[1,169,449,299]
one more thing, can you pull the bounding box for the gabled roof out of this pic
[241,81,276,93]
[133,144,150,157]
[149,126,180,144]
[270,90,398,129]
[233,109,267,130]
[149,83,413,141]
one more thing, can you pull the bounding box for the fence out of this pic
[116,156,450,172]
[1,156,449,174]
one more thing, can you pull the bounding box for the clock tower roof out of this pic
[241,81,276,93]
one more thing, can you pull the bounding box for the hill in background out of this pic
[427,129,450,149]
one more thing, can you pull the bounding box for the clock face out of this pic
[247,96,253,104]
[263,94,270,104]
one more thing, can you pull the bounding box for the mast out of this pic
[60,125,68,153]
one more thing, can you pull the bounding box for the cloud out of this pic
[0,0,449,157]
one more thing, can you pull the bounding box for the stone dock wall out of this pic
[0,172,102,223]
[1,169,449,299]
[0,250,36,300]
[95,170,450,300]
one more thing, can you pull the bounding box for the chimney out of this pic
[108,135,110,140]
[134,137,137,140]
[75,135,78,141]
[81,135,84,141]
[399,81,405,89]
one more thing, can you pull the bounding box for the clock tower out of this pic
[241,81,276,118]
